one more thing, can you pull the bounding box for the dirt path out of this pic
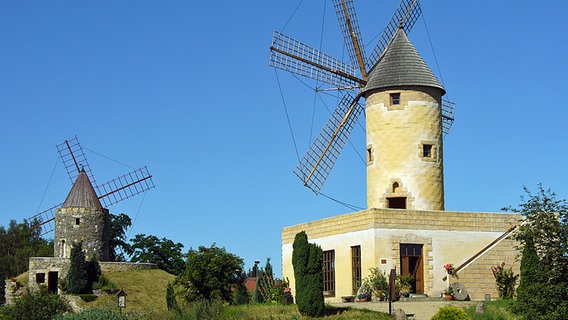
[332,300,477,320]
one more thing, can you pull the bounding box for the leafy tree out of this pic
[127,234,185,275]
[175,243,244,303]
[0,286,70,320]
[66,241,89,294]
[109,213,132,262]
[507,185,568,319]
[292,231,324,317]
[0,219,53,304]
[0,219,53,279]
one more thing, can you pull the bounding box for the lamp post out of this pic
[117,288,127,313]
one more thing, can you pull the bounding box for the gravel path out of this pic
[332,300,477,320]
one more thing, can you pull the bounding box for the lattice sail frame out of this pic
[294,93,363,194]
[30,137,155,236]
[270,31,360,88]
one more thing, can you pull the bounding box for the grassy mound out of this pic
[77,268,175,313]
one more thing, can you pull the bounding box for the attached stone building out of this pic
[282,28,521,302]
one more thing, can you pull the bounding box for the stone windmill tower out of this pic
[363,29,446,211]
[270,0,455,210]
[54,168,110,261]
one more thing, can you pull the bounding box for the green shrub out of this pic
[77,294,97,302]
[191,299,224,320]
[491,262,518,299]
[66,242,89,294]
[53,306,127,320]
[0,287,70,320]
[431,306,469,320]
[292,231,324,317]
[166,282,181,313]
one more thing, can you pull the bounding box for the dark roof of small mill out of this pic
[62,169,103,209]
[363,28,445,95]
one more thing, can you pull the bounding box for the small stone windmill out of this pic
[270,0,455,211]
[29,136,155,260]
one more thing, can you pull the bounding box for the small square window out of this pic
[390,93,401,105]
[36,273,45,284]
[75,218,80,225]
[423,144,433,158]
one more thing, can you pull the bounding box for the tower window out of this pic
[423,144,433,158]
[390,93,401,105]
[75,218,80,225]
[366,145,374,165]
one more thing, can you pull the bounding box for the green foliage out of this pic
[0,220,53,283]
[234,271,249,305]
[431,305,469,320]
[87,254,101,291]
[53,306,127,320]
[491,262,518,299]
[77,294,97,302]
[0,287,70,320]
[292,231,324,317]
[66,241,89,294]
[507,185,568,319]
[109,213,132,262]
[358,267,388,300]
[128,233,185,275]
[253,258,279,304]
[465,300,518,320]
[175,243,244,303]
[166,282,181,313]
[191,299,224,320]
[96,274,118,293]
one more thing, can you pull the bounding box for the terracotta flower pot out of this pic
[444,294,453,301]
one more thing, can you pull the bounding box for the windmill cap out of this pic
[62,170,103,209]
[363,28,445,96]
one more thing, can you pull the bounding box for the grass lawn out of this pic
[464,300,519,320]
[76,268,175,313]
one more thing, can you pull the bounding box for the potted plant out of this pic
[443,287,453,301]
[375,289,386,301]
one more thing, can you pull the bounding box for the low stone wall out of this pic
[100,262,156,273]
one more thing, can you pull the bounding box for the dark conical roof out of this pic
[363,28,445,95]
[62,169,103,209]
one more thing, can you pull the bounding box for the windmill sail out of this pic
[367,0,421,71]
[294,92,363,194]
[332,0,367,79]
[270,31,362,88]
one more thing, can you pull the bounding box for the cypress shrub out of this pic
[292,231,324,317]
[166,282,181,313]
[66,241,89,294]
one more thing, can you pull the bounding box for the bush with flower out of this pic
[491,262,518,299]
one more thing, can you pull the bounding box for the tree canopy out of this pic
[109,213,132,262]
[175,244,244,303]
[508,185,568,319]
[127,233,185,275]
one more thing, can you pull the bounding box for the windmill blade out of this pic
[95,166,155,207]
[294,92,363,194]
[30,204,60,236]
[442,99,456,134]
[366,0,422,71]
[270,31,364,88]
[56,136,98,187]
[332,0,367,79]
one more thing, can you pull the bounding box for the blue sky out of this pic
[1,1,567,277]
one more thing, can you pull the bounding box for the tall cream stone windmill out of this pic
[270,0,456,211]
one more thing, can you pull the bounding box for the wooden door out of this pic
[400,244,424,294]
